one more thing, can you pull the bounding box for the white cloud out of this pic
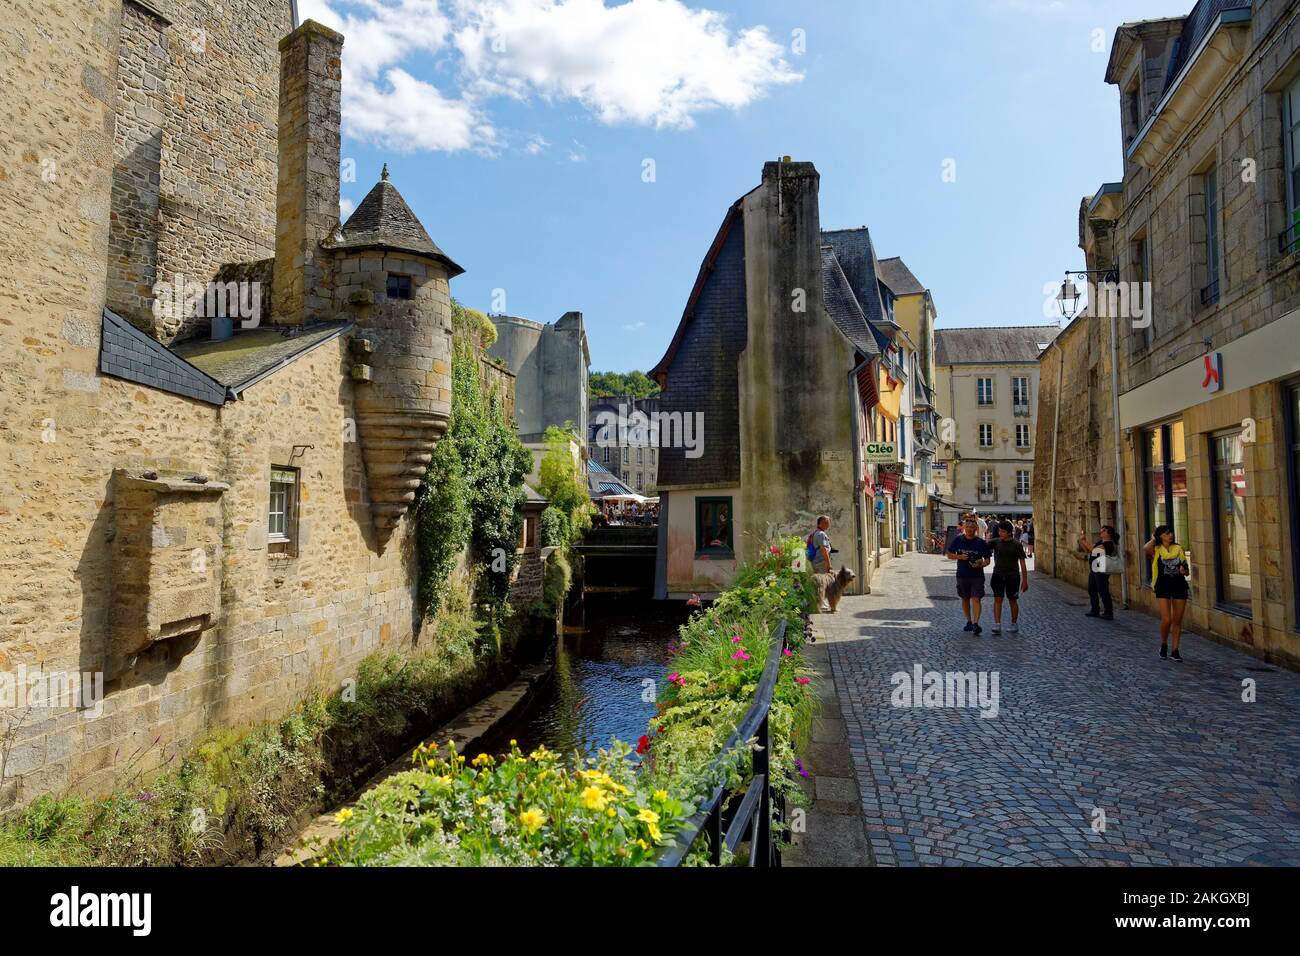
[454,0,802,129]
[298,0,800,154]
[623,321,646,331]
[340,197,356,217]
[567,138,587,162]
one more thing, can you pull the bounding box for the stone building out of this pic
[0,3,529,805]
[650,160,918,599]
[587,394,660,494]
[933,326,1059,528]
[488,312,591,444]
[1037,0,1300,668]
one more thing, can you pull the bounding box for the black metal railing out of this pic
[1278,220,1300,256]
[657,617,788,867]
[1199,278,1220,306]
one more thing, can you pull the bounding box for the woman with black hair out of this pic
[1145,524,1191,661]
[1078,524,1120,620]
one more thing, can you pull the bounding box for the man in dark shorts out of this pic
[989,520,1029,635]
[947,515,992,635]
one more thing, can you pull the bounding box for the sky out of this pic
[299,0,1189,372]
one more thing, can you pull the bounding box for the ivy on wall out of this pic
[414,301,531,622]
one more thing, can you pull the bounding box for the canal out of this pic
[483,593,689,758]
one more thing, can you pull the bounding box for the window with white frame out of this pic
[268,467,299,555]
[978,469,994,497]
[1016,470,1031,499]
[977,377,994,406]
[1012,376,1029,407]
[1016,423,1031,448]
[979,423,994,448]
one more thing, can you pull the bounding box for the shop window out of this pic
[1142,421,1188,582]
[1211,430,1251,611]
[268,467,299,556]
[695,497,733,558]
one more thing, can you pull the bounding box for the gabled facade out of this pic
[650,160,901,599]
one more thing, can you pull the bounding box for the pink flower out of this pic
[731,635,743,643]
[686,593,702,608]
[668,672,685,687]
[782,648,793,657]
[769,546,781,555]
[731,649,751,661]
[794,676,810,685]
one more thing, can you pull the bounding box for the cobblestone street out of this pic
[817,552,1300,866]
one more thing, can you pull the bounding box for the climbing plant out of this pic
[536,424,593,547]
[414,301,530,622]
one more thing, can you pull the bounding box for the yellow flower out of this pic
[636,839,650,851]
[637,808,660,825]
[581,787,608,811]
[647,822,662,843]
[607,807,617,818]
[475,796,491,807]
[653,789,668,802]
[425,758,437,769]
[519,807,545,833]
[334,808,353,824]
[472,753,494,768]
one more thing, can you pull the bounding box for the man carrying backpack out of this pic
[807,515,833,574]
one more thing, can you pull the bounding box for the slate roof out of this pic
[100,309,228,405]
[820,245,879,356]
[329,168,464,276]
[1162,0,1251,96]
[821,227,889,330]
[172,321,352,394]
[877,256,926,296]
[934,325,1061,366]
[587,458,637,498]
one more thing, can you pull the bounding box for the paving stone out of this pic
[820,553,1300,867]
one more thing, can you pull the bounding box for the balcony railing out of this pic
[1012,403,1031,417]
[657,617,788,867]
[1278,219,1300,256]
[1199,278,1220,306]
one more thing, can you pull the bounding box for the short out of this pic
[1154,576,1190,601]
[956,577,985,599]
[990,573,1020,600]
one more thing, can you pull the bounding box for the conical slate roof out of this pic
[330,165,464,276]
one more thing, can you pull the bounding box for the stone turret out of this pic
[326,166,464,548]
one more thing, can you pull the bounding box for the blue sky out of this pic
[305,0,1187,372]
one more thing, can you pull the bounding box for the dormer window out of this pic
[386,273,413,300]
[1124,76,1142,144]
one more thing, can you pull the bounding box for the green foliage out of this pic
[589,370,660,399]
[540,505,570,549]
[542,547,572,614]
[450,298,497,350]
[414,301,531,621]
[536,425,593,545]
[319,740,692,867]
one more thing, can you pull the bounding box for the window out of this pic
[979,423,994,448]
[1130,232,1154,348]
[695,497,733,557]
[1200,165,1220,305]
[1016,470,1031,499]
[603,446,610,464]
[268,467,299,555]
[1012,377,1029,408]
[1283,76,1300,253]
[978,469,994,498]
[386,273,413,300]
[1142,421,1189,583]
[1125,77,1142,144]
[1015,423,1031,448]
[1287,381,1300,623]
[977,377,994,406]
[1211,430,1250,610]
[636,447,643,466]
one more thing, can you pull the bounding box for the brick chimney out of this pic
[273,20,343,326]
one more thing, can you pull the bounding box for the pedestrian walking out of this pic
[1078,524,1120,620]
[947,515,992,635]
[1145,524,1191,662]
[989,520,1029,635]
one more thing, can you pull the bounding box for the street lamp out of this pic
[1055,268,1120,321]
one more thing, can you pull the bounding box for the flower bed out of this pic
[322,538,816,866]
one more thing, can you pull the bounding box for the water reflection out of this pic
[487,596,687,759]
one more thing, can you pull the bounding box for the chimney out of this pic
[273,20,343,326]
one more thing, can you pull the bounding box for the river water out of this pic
[484,595,689,759]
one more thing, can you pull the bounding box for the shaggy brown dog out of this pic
[813,566,856,613]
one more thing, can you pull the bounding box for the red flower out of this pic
[636,735,651,754]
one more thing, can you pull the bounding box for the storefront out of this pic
[1117,310,1300,666]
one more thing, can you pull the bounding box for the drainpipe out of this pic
[1047,337,1063,578]
[848,356,871,596]
[1107,308,1129,608]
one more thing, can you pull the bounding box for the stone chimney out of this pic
[273,20,343,326]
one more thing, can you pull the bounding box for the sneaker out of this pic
[972,623,982,636]
[1160,644,1168,659]
[1084,610,1100,618]
[991,625,1002,636]
[1008,623,1019,634]
[963,621,974,632]
[1171,649,1183,662]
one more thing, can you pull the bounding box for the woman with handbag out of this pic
[1144,525,1191,662]
[1078,525,1120,620]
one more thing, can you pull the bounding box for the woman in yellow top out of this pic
[1144,525,1190,662]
